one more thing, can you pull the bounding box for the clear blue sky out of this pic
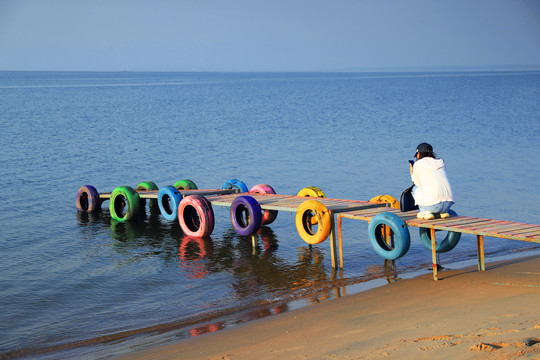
[1,0,539,71]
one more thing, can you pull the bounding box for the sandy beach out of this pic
[119,254,540,360]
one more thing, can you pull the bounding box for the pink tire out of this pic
[178,195,215,237]
[249,184,278,225]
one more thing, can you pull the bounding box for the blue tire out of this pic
[158,186,183,222]
[419,210,462,253]
[368,212,411,260]
[230,195,262,236]
[222,179,249,193]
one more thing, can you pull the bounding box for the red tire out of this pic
[178,195,215,237]
[249,184,278,225]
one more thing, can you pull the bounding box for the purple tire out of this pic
[230,196,262,236]
[249,184,278,225]
[76,185,101,212]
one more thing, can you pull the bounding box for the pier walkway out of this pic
[338,207,540,280]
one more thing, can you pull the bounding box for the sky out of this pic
[0,0,539,71]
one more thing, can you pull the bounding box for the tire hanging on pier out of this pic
[178,195,215,237]
[135,181,158,191]
[297,186,326,198]
[295,200,331,245]
[109,186,141,222]
[136,181,159,208]
[230,195,263,236]
[222,179,249,193]
[368,212,410,260]
[369,194,400,209]
[419,210,462,253]
[158,186,183,222]
[174,179,198,190]
[76,185,101,212]
[249,184,278,225]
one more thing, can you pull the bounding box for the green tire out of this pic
[174,179,198,190]
[109,186,141,222]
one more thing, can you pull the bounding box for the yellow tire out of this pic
[369,194,400,209]
[295,200,331,245]
[297,186,326,198]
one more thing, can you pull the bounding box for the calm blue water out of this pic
[1,71,539,359]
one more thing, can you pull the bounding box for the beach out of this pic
[122,255,540,360]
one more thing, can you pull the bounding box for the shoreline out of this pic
[118,250,540,360]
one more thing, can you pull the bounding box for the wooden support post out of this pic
[330,212,338,269]
[431,227,438,281]
[337,214,344,269]
[477,234,485,271]
[251,235,258,255]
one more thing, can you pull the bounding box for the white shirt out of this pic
[411,157,454,206]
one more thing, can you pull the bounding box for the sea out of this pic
[1,70,539,359]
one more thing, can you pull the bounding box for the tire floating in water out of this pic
[178,195,215,237]
[157,186,183,222]
[109,186,141,222]
[230,195,263,236]
[76,185,101,212]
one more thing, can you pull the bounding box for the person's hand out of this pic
[409,162,414,175]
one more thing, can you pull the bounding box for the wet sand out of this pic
[121,255,540,360]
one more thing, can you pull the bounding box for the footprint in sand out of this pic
[469,342,510,352]
[420,342,462,351]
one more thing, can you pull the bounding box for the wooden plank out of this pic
[472,228,539,240]
[435,218,493,227]
[497,226,540,236]
[444,220,499,230]
[464,221,521,231]
[207,193,385,214]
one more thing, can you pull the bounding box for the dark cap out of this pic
[414,142,433,157]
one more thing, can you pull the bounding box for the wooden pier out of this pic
[338,206,540,280]
[98,189,235,200]
[76,181,540,281]
[206,193,387,268]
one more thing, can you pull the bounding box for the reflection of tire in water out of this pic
[109,218,145,242]
[189,322,224,337]
[257,226,278,252]
[76,210,101,224]
[297,246,323,265]
[179,236,213,259]
[178,236,213,279]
